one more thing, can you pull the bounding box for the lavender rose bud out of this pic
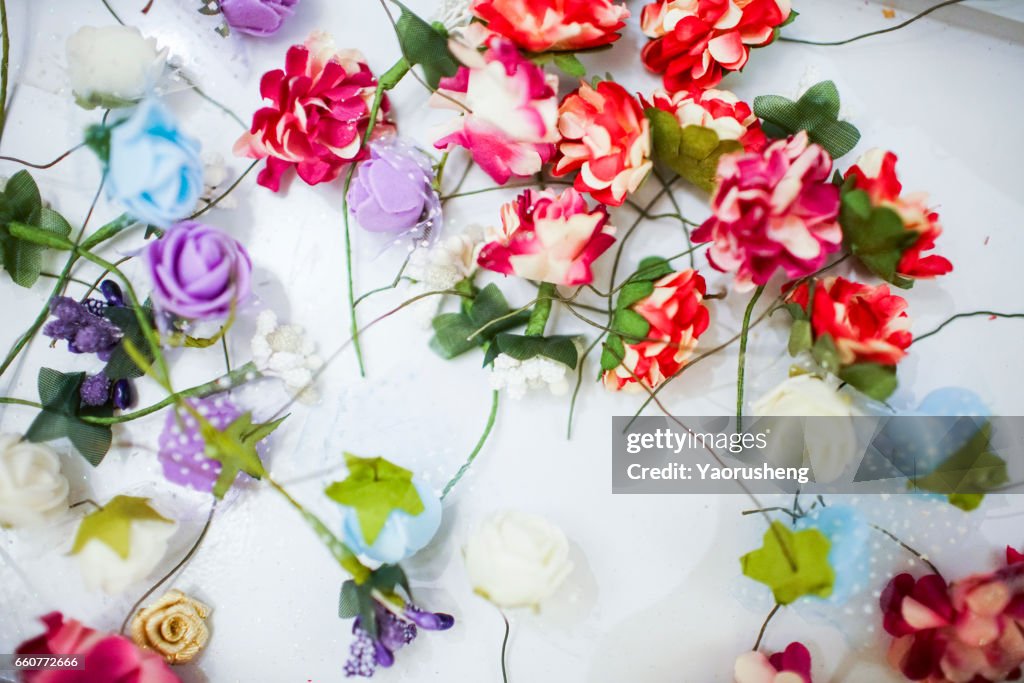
[347,142,440,235]
[219,0,300,37]
[145,220,252,320]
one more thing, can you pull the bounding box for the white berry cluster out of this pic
[251,310,324,403]
[489,353,571,399]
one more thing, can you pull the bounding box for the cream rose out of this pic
[76,517,177,594]
[0,434,70,528]
[464,511,573,609]
[130,589,211,664]
[66,25,166,109]
[752,374,859,483]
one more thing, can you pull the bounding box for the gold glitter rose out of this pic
[129,589,211,664]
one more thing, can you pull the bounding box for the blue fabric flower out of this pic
[796,505,869,604]
[106,99,203,227]
[341,478,442,564]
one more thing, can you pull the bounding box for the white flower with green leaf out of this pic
[0,434,69,529]
[65,25,168,110]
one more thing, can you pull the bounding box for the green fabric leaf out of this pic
[615,309,650,342]
[25,368,113,466]
[788,319,812,356]
[70,495,173,559]
[948,493,985,512]
[646,108,741,191]
[839,188,917,288]
[430,313,480,359]
[741,521,834,605]
[629,256,674,283]
[910,423,1009,502]
[103,305,155,380]
[753,81,861,159]
[370,564,411,597]
[600,334,626,372]
[616,282,655,311]
[811,334,840,375]
[491,333,579,369]
[338,580,362,618]
[201,412,285,498]
[838,362,898,401]
[430,284,530,360]
[392,2,459,89]
[552,53,587,77]
[0,172,74,288]
[324,454,425,546]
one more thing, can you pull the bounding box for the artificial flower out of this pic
[65,25,165,110]
[218,0,300,37]
[130,590,211,665]
[490,353,571,399]
[844,149,953,280]
[251,310,324,403]
[603,269,710,391]
[640,0,792,91]
[645,87,766,152]
[347,141,440,237]
[734,642,813,683]
[477,187,615,286]
[234,33,390,191]
[464,510,573,609]
[0,434,69,529]
[692,132,841,292]
[157,396,251,492]
[145,220,253,320]
[79,374,111,407]
[752,374,857,483]
[340,477,442,564]
[787,276,912,367]
[74,506,177,595]
[106,99,204,228]
[431,37,559,184]
[406,229,482,291]
[469,0,630,53]
[552,80,652,207]
[344,596,454,678]
[43,296,123,358]
[17,612,180,683]
[198,152,238,211]
[794,506,870,603]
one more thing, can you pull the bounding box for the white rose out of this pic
[464,511,573,609]
[0,434,70,528]
[77,518,177,594]
[752,374,859,483]
[66,26,166,109]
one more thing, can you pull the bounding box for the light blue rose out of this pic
[341,478,442,564]
[106,99,203,227]
[795,505,869,604]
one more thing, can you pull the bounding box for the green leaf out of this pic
[491,333,579,369]
[392,2,459,89]
[811,334,840,375]
[201,412,286,498]
[70,495,173,558]
[788,320,812,356]
[338,580,362,618]
[629,256,674,283]
[80,214,135,251]
[753,81,861,159]
[430,313,480,359]
[370,564,411,597]
[325,454,425,546]
[646,108,742,192]
[552,53,587,77]
[838,362,898,401]
[25,368,113,466]
[839,189,917,287]
[0,172,73,288]
[103,305,155,380]
[429,284,530,360]
[600,334,626,372]
[615,309,650,342]
[948,493,985,512]
[910,423,1009,502]
[740,521,834,605]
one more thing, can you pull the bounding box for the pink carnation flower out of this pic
[477,187,615,285]
[692,131,841,291]
[470,0,630,53]
[431,37,559,184]
[735,642,814,683]
[646,87,767,152]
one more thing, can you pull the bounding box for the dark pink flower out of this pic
[734,641,813,683]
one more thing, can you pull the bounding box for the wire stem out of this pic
[780,0,966,46]
[736,286,765,432]
[441,390,499,499]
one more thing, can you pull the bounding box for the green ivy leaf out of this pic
[646,108,741,192]
[70,496,173,558]
[392,1,459,89]
[753,81,861,159]
[201,412,286,498]
[910,423,1008,506]
[25,368,113,466]
[0,172,73,288]
[740,521,834,605]
[838,362,898,401]
[839,188,917,288]
[325,454,425,546]
[788,319,812,356]
[552,53,587,77]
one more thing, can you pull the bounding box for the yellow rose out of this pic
[130,590,211,664]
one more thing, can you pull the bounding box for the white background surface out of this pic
[1,0,1023,681]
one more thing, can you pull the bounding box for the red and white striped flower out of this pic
[431,37,559,184]
[603,269,710,391]
[646,87,767,152]
[469,0,630,53]
[844,149,953,280]
[477,187,615,286]
[552,80,652,207]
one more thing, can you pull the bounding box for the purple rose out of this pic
[347,142,440,235]
[145,220,252,320]
[219,0,300,37]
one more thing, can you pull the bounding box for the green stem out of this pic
[912,310,1024,346]
[265,475,370,583]
[0,397,40,409]
[341,166,366,377]
[525,282,556,336]
[441,390,499,500]
[500,611,510,683]
[0,0,9,143]
[736,286,765,432]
